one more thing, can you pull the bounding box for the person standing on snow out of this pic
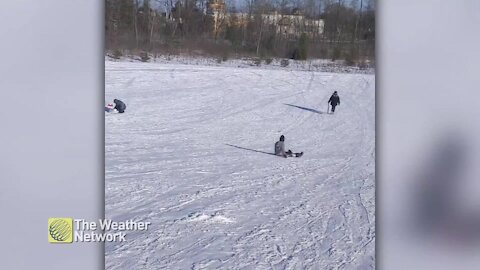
[113,99,126,113]
[275,135,303,158]
[328,91,340,114]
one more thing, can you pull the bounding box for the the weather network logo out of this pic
[48,218,73,243]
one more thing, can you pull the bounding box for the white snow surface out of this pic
[105,60,375,269]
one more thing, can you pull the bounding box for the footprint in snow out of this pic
[186,212,235,224]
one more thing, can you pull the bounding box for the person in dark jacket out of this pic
[328,91,340,113]
[113,99,126,113]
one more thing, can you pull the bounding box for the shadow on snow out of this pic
[225,144,276,156]
[284,103,323,114]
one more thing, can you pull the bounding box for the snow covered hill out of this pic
[106,55,375,75]
[105,60,375,269]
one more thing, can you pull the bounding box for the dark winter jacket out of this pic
[328,94,340,106]
[114,99,126,113]
[275,141,286,156]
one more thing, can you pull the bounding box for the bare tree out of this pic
[105,0,374,63]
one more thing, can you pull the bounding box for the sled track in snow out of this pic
[105,61,375,269]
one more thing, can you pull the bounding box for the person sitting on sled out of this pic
[274,135,303,158]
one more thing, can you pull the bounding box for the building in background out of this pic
[207,0,227,38]
[205,4,324,40]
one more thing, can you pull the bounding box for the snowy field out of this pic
[105,60,375,269]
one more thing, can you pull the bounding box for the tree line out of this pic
[105,0,375,65]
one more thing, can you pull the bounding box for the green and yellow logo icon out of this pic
[48,218,73,243]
